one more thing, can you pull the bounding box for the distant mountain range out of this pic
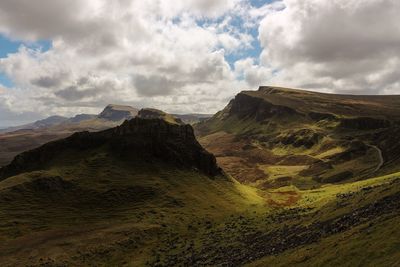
[0,105,211,167]
[1,104,211,134]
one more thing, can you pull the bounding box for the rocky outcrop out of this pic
[228,93,302,121]
[98,104,139,121]
[0,118,222,180]
[273,129,323,149]
[137,108,184,125]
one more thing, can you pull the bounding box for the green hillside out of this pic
[1,90,400,266]
[196,86,400,189]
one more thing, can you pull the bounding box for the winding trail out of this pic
[367,144,384,173]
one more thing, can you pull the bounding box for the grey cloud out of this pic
[0,0,86,40]
[133,75,182,97]
[260,0,400,94]
[31,72,70,88]
[55,86,98,101]
[54,76,118,101]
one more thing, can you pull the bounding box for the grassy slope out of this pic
[1,145,400,266]
[196,87,400,190]
[248,172,400,267]
[0,147,264,266]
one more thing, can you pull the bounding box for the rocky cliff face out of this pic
[98,104,139,121]
[228,93,302,121]
[0,118,222,180]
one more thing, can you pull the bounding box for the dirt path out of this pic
[367,144,384,173]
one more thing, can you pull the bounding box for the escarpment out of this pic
[0,118,222,180]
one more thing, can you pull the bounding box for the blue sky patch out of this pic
[0,34,52,88]
[0,72,13,88]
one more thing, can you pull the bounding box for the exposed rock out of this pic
[228,93,303,121]
[0,118,222,180]
[98,104,139,121]
[273,129,323,149]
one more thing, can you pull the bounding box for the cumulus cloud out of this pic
[0,0,257,121]
[0,0,399,126]
[259,0,400,94]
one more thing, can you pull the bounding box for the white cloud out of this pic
[1,0,399,126]
[259,0,400,94]
[234,58,273,87]
[0,0,256,122]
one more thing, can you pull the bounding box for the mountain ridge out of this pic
[0,117,222,180]
[196,86,400,189]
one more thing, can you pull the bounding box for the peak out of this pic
[257,86,312,95]
[104,104,135,110]
[98,104,138,121]
[137,108,184,125]
[138,108,166,116]
[0,117,222,180]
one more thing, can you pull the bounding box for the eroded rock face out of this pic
[228,93,302,121]
[273,129,323,149]
[0,118,222,180]
[98,104,139,121]
[339,117,391,130]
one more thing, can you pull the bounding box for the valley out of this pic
[0,87,400,266]
[196,86,400,189]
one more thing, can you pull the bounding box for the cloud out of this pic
[1,0,399,127]
[259,0,400,94]
[234,58,273,87]
[133,74,181,97]
[0,0,269,126]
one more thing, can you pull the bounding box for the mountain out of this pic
[0,105,139,167]
[0,116,265,266]
[2,89,400,266]
[0,117,220,179]
[98,104,139,121]
[0,115,69,133]
[196,86,400,189]
[0,105,210,167]
[137,108,184,125]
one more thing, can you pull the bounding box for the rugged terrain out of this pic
[0,117,262,266]
[0,105,210,167]
[1,87,400,266]
[196,86,400,189]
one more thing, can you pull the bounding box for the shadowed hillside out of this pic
[0,118,221,180]
[0,116,265,266]
[0,105,211,167]
[2,90,400,266]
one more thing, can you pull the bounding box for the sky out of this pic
[0,0,400,127]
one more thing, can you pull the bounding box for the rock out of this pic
[228,93,302,121]
[98,104,139,121]
[0,118,222,180]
